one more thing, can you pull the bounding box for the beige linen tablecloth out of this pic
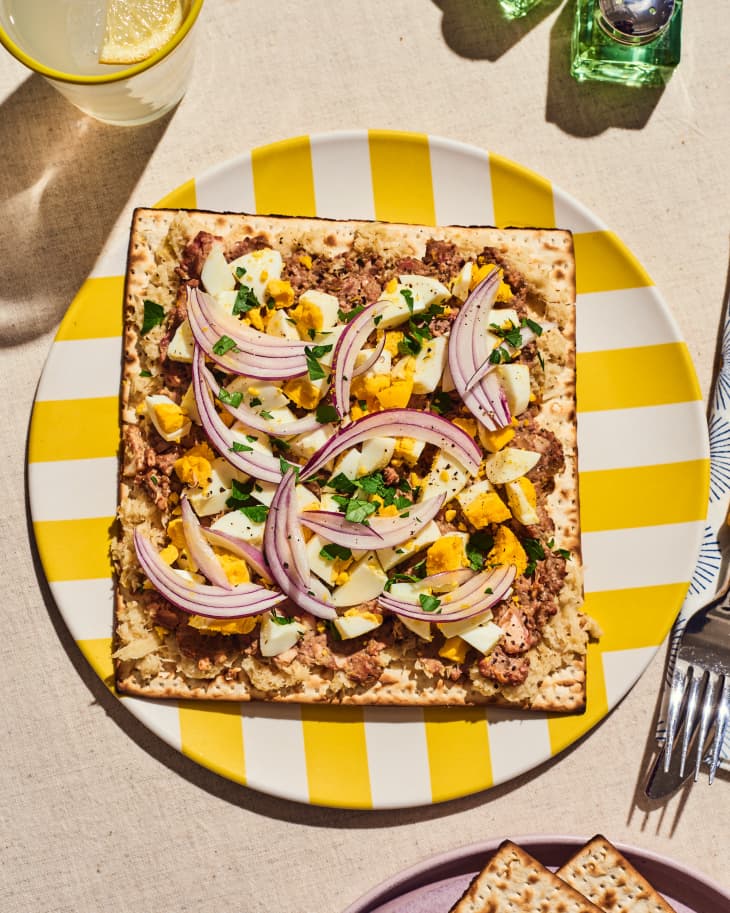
[1,2,728,911]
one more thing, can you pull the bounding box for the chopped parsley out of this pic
[488,345,512,365]
[232,286,259,315]
[320,543,352,561]
[139,369,152,378]
[240,504,269,523]
[400,288,415,312]
[230,441,253,453]
[249,397,262,407]
[466,531,494,572]
[225,478,254,507]
[279,457,299,478]
[384,572,420,592]
[522,537,546,577]
[329,473,357,494]
[337,305,365,322]
[419,593,441,613]
[315,402,339,424]
[269,611,294,626]
[212,335,239,356]
[234,266,247,279]
[259,409,274,420]
[430,391,456,415]
[217,387,243,408]
[304,344,333,381]
[345,498,377,524]
[140,299,165,336]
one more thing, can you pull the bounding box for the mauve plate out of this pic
[342,835,729,913]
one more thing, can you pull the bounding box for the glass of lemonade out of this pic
[0,0,204,125]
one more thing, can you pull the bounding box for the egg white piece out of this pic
[333,612,383,640]
[484,447,541,485]
[228,247,283,305]
[187,457,249,517]
[145,394,192,443]
[458,620,504,655]
[167,318,195,363]
[495,363,531,416]
[329,552,387,607]
[420,452,470,503]
[209,506,266,546]
[201,243,236,297]
[411,335,448,394]
[377,520,442,572]
[456,478,496,511]
[259,613,306,657]
[299,290,340,329]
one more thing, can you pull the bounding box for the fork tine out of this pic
[664,665,688,772]
[708,678,729,785]
[694,672,719,781]
[679,670,702,777]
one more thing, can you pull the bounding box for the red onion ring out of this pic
[133,529,286,618]
[299,493,446,550]
[180,494,232,589]
[448,272,511,429]
[352,334,386,378]
[263,469,338,619]
[197,357,322,437]
[187,288,308,379]
[201,528,274,584]
[377,564,515,622]
[301,409,482,480]
[420,568,475,591]
[192,346,295,483]
[331,301,387,417]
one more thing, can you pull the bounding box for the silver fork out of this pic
[663,591,730,783]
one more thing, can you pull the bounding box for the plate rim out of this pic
[28,128,709,808]
[341,832,730,913]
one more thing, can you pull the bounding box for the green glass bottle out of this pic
[498,0,544,19]
[571,0,683,87]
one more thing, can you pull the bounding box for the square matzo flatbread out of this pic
[111,208,598,709]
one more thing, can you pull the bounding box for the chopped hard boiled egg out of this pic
[329,552,387,607]
[167,318,195,363]
[298,290,339,329]
[438,636,468,663]
[210,507,266,546]
[260,613,306,657]
[462,490,512,528]
[333,609,383,640]
[420,452,470,503]
[228,247,283,305]
[201,243,236,296]
[377,274,451,329]
[483,447,541,485]
[451,262,473,301]
[377,520,442,572]
[495,363,531,416]
[145,395,191,443]
[187,457,249,517]
[266,308,301,340]
[425,535,469,575]
[504,476,539,526]
[459,620,504,654]
[411,335,448,394]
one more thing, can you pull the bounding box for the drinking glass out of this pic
[0,0,204,125]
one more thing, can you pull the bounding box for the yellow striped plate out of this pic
[27,131,709,808]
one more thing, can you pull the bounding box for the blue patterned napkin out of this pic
[656,283,730,769]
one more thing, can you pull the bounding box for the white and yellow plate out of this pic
[27,131,709,808]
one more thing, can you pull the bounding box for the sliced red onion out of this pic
[448,272,511,429]
[299,493,446,550]
[378,564,515,623]
[197,357,322,437]
[352,334,386,378]
[301,409,481,480]
[298,511,385,550]
[331,301,387,417]
[187,288,308,379]
[263,469,337,619]
[285,471,311,586]
[192,346,293,483]
[201,528,274,584]
[134,529,285,618]
[190,285,309,351]
[180,495,232,589]
[420,568,475,592]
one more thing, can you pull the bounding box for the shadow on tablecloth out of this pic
[0,73,171,347]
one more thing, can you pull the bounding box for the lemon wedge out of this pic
[99,0,184,65]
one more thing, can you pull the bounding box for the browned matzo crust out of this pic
[112,208,598,710]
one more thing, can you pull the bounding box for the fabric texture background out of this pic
[1,2,728,912]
